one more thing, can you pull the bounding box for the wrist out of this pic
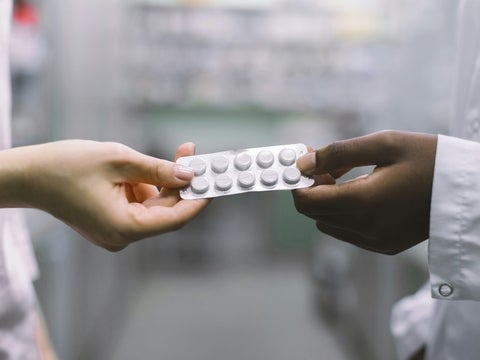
[0,144,44,208]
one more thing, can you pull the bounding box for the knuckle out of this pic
[375,130,403,152]
[105,142,131,157]
[325,141,347,161]
[322,140,355,169]
[105,142,137,166]
[155,160,174,185]
[150,158,162,184]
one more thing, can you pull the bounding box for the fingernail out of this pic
[184,142,195,153]
[296,152,316,172]
[174,164,195,180]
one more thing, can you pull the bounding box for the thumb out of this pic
[297,131,402,176]
[122,153,195,188]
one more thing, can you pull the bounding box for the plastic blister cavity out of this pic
[177,143,314,199]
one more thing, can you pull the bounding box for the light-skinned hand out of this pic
[0,140,209,251]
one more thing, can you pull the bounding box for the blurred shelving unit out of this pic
[120,0,392,115]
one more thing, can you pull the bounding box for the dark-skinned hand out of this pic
[292,130,437,255]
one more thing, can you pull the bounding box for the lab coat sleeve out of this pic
[429,134,480,300]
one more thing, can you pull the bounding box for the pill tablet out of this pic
[191,177,209,194]
[234,153,252,171]
[177,143,314,199]
[283,167,301,184]
[260,169,278,186]
[238,171,255,188]
[256,150,274,168]
[189,158,207,176]
[215,173,233,191]
[211,156,229,173]
[278,148,296,166]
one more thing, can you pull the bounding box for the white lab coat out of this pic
[0,0,39,358]
[392,1,480,359]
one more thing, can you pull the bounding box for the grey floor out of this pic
[111,263,349,360]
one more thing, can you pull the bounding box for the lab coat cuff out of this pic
[429,135,480,300]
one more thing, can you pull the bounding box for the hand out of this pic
[0,140,209,251]
[292,130,437,255]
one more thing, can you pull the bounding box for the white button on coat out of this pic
[439,284,453,297]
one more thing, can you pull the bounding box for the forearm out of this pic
[0,144,43,208]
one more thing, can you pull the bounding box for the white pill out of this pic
[234,152,252,171]
[278,148,296,166]
[237,171,255,188]
[189,158,207,176]
[211,156,229,173]
[260,169,278,186]
[256,150,274,168]
[191,177,209,194]
[215,174,233,191]
[283,167,301,184]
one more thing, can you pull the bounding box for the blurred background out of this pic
[10,0,457,359]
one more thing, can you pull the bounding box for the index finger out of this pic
[175,142,195,161]
[297,130,406,176]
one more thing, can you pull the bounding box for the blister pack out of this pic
[177,143,314,199]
